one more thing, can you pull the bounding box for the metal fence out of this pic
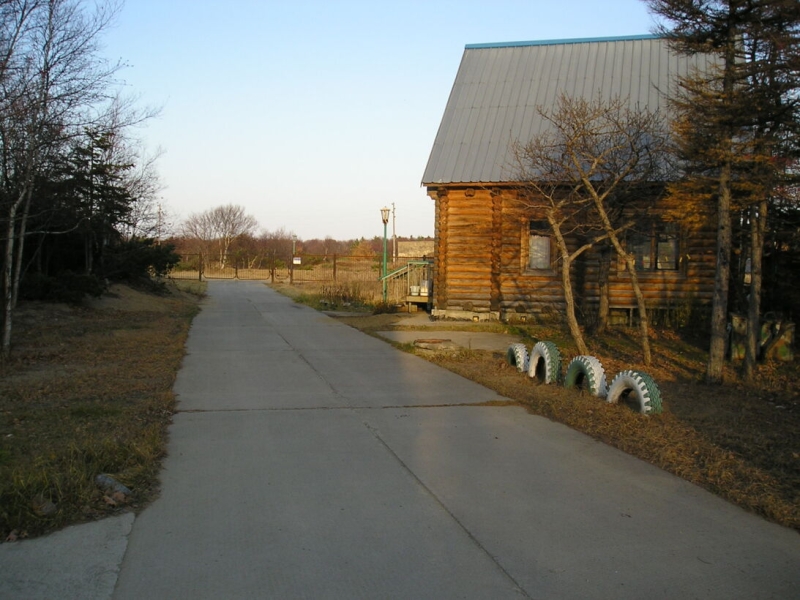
[170,254,432,305]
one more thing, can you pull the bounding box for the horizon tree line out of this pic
[171,205,433,270]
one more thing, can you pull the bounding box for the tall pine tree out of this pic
[646,0,800,383]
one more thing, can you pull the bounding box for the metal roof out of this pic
[422,35,713,185]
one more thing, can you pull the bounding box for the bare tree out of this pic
[258,227,296,264]
[511,144,598,355]
[95,96,165,241]
[117,144,165,240]
[210,204,258,267]
[181,210,215,258]
[181,204,258,268]
[513,93,671,365]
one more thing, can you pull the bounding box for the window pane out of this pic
[629,223,680,271]
[656,230,678,270]
[629,234,651,270]
[529,235,550,269]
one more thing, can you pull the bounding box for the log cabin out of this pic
[421,35,719,323]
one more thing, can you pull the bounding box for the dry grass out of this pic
[332,309,800,531]
[0,280,204,540]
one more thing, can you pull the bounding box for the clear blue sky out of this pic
[103,0,658,241]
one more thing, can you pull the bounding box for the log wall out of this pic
[429,185,716,319]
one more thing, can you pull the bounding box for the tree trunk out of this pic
[590,198,652,365]
[219,237,232,269]
[743,199,766,380]
[85,235,93,275]
[552,226,588,354]
[10,189,32,310]
[2,197,23,357]
[561,255,589,355]
[706,27,737,385]
[707,165,732,383]
[596,246,610,333]
[624,256,652,366]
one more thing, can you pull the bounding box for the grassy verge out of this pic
[0,280,204,540]
[271,281,375,312]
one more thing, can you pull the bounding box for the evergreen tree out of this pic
[646,0,800,382]
[65,129,135,275]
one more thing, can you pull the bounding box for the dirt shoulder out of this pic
[0,280,204,541]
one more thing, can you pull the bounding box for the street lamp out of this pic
[381,207,390,303]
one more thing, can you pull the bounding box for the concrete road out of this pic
[4,279,795,600]
[106,281,797,599]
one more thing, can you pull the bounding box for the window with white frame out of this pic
[528,220,551,270]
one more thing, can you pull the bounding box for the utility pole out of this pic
[392,202,397,261]
[156,202,163,245]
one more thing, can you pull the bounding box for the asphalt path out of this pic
[3,280,797,599]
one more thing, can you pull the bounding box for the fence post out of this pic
[290,254,294,284]
[270,250,275,283]
[333,254,337,282]
[199,253,203,281]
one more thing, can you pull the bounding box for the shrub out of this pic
[104,239,180,281]
[20,272,105,304]
[372,301,397,315]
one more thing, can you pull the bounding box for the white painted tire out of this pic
[506,343,530,373]
[606,370,663,415]
[527,341,562,384]
[563,355,608,398]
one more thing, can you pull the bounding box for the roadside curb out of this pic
[0,512,134,600]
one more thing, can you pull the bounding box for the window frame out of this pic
[626,220,681,273]
[525,219,554,272]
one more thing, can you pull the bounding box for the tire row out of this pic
[506,342,663,415]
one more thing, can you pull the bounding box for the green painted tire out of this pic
[527,341,562,384]
[606,370,663,415]
[563,355,608,397]
[506,343,530,373]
